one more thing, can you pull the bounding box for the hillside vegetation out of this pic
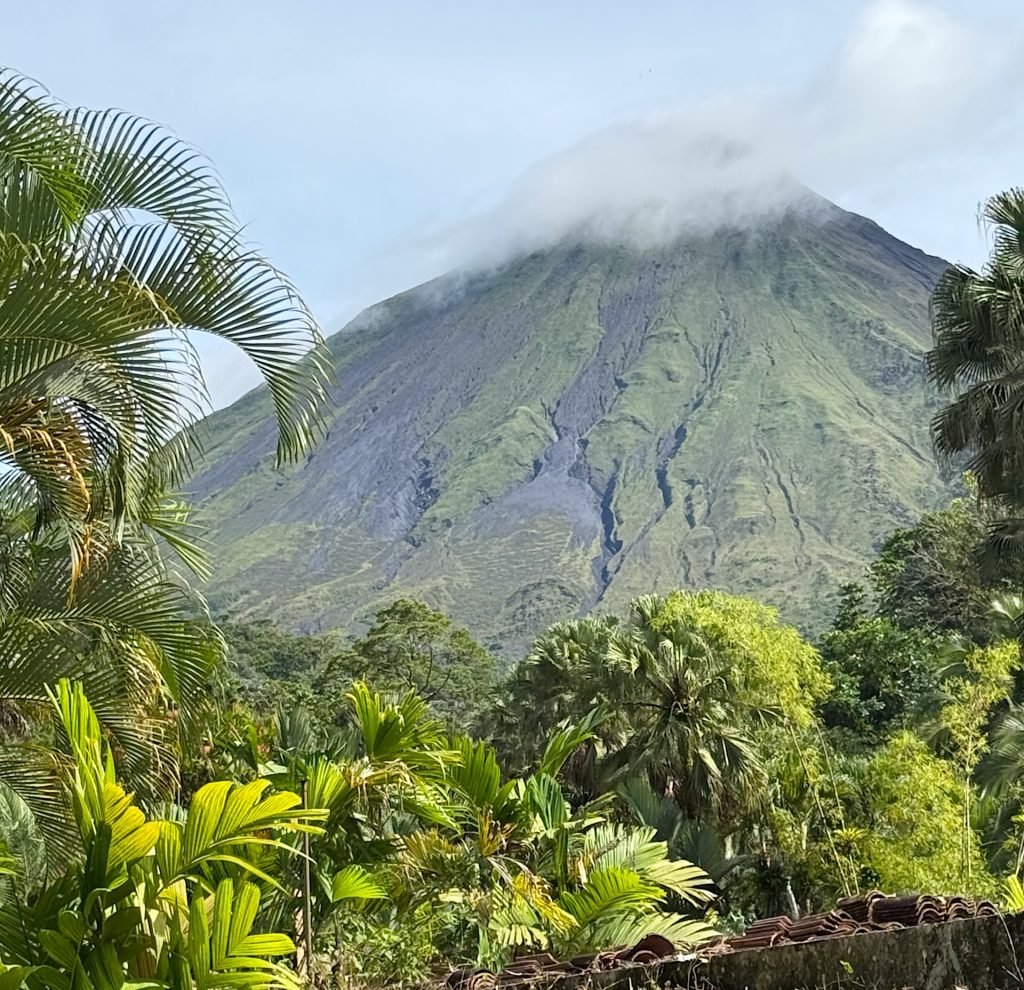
[190,199,949,652]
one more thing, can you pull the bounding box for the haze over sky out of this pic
[9,0,1023,408]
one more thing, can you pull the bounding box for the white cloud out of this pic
[796,0,1001,176]
[370,0,1015,289]
[831,0,977,109]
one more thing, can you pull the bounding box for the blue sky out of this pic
[8,0,1023,408]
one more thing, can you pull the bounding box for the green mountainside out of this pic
[188,198,951,655]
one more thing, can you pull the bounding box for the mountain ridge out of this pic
[189,200,951,654]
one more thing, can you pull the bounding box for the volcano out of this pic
[189,198,950,654]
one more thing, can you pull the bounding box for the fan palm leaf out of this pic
[573,823,714,906]
[928,189,1024,571]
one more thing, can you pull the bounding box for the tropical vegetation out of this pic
[2,65,1024,990]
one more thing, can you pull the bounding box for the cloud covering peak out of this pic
[392,0,1012,279]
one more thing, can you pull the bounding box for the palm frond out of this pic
[0,69,331,482]
[331,864,388,902]
[927,188,1024,571]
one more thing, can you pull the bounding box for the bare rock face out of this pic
[188,201,950,656]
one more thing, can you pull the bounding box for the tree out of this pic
[0,70,329,555]
[501,592,830,825]
[868,491,1018,644]
[818,614,945,746]
[928,189,1024,575]
[934,640,1019,883]
[0,69,330,859]
[493,615,617,776]
[651,591,829,730]
[844,732,997,896]
[207,687,717,983]
[321,599,497,726]
[602,595,769,820]
[0,65,329,625]
[618,777,744,892]
[220,618,344,718]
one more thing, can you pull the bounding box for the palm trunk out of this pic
[784,879,800,920]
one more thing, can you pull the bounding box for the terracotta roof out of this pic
[440,893,999,989]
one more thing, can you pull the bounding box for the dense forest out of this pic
[194,488,1023,985]
[3,68,1024,990]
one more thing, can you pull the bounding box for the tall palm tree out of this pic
[928,189,1024,571]
[0,68,331,856]
[496,615,618,777]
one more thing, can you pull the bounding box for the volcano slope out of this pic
[188,201,951,654]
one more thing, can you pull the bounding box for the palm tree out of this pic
[394,716,716,969]
[504,597,769,820]
[603,596,767,820]
[928,189,1024,572]
[254,685,459,970]
[496,616,618,784]
[0,68,331,860]
[0,681,324,989]
[0,70,329,552]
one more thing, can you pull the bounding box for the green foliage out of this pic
[502,591,829,824]
[848,732,996,896]
[977,706,1024,802]
[618,778,744,890]
[220,618,343,716]
[1004,874,1024,912]
[935,640,1019,884]
[323,910,440,988]
[938,641,1018,772]
[0,67,328,599]
[870,489,1022,644]
[0,70,329,501]
[218,600,498,733]
[332,865,387,902]
[652,591,830,728]
[0,666,717,987]
[929,190,1024,574]
[819,612,944,746]
[326,599,498,727]
[0,67,330,877]
[0,681,321,989]
[493,580,1021,924]
[395,745,717,968]
[250,693,718,983]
